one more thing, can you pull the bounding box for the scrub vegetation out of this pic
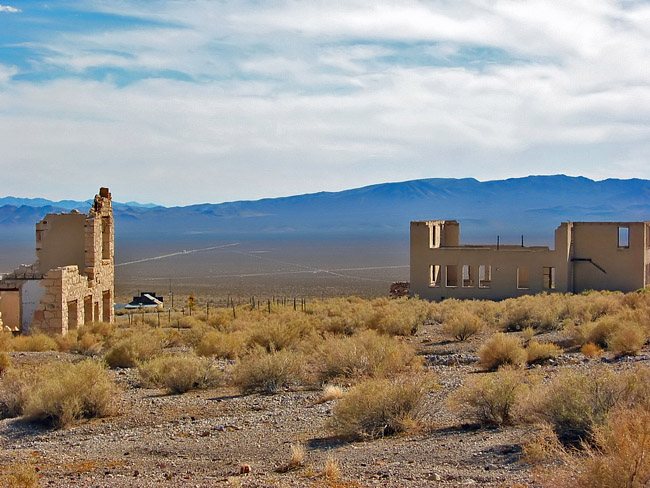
[1,290,650,486]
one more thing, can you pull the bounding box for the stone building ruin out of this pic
[411,220,650,301]
[0,188,114,335]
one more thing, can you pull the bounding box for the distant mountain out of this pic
[1,175,649,245]
[0,196,162,211]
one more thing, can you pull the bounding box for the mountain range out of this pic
[1,175,649,246]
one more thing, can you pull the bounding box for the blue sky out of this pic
[1,1,650,205]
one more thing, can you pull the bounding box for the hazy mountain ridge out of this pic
[1,175,649,245]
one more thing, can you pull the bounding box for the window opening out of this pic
[429,225,437,249]
[102,217,111,260]
[102,291,111,322]
[84,296,93,325]
[429,265,441,287]
[517,267,530,289]
[543,267,556,289]
[462,265,474,287]
[479,265,491,288]
[446,265,458,287]
[618,226,630,248]
[67,300,78,330]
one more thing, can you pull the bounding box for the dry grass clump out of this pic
[526,341,562,364]
[318,384,344,403]
[276,443,307,472]
[500,294,567,332]
[0,366,35,418]
[321,456,341,480]
[566,313,647,357]
[104,327,165,368]
[580,342,603,358]
[449,367,528,426]
[521,366,650,444]
[246,315,316,351]
[10,332,59,352]
[233,347,304,394]
[477,332,526,371]
[138,353,219,394]
[327,376,430,440]
[441,309,482,341]
[364,297,428,335]
[0,351,11,375]
[315,329,420,382]
[1,462,40,488]
[536,407,650,487]
[195,330,246,359]
[608,322,646,357]
[17,360,120,427]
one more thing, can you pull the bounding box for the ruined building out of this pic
[411,220,650,301]
[0,188,114,335]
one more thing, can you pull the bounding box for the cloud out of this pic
[0,4,20,12]
[0,0,649,204]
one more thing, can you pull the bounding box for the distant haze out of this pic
[1,175,648,299]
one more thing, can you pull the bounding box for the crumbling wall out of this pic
[0,188,114,335]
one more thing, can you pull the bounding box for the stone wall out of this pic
[0,188,114,335]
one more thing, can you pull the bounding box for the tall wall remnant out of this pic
[0,188,114,335]
[411,220,650,301]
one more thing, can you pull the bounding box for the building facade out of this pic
[410,220,650,301]
[0,188,114,335]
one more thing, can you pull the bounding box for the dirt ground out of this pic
[2,322,647,488]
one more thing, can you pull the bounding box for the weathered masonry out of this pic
[410,220,650,301]
[0,188,114,335]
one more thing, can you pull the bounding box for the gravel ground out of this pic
[2,323,647,488]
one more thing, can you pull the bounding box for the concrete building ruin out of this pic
[411,220,650,301]
[0,188,114,335]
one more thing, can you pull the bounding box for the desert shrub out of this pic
[138,353,219,394]
[233,347,303,394]
[0,351,11,375]
[104,328,165,368]
[608,322,646,356]
[538,407,650,488]
[500,294,567,332]
[575,407,650,488]
[321,456,341,480]
[2,462,39,488]
[364,297,426,335]
[81,321,116,341]
[0,330,13,351]
[315,329,420,382]
[521,367,650,444]
[54,331,78,352]
[477,332,526,371]
[441,309,482,341]
[318,384,344,403]
[526,341,562,364]
[22,360,120,427]
[581,342,603,358]
[521,326,536,342]
[0,366,35,417]
[246,316,315,352]
[170,321,215,348]
[449,367,528,425]
[569,315,647,356]
[327,376,430,440]
[195,330,247,359]
[76,332,103,355]
[10,332,59,352]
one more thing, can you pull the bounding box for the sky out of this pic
[0,1,649,206]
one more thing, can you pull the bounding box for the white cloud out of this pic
[0,4,20,12]
[1,0,650,204]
